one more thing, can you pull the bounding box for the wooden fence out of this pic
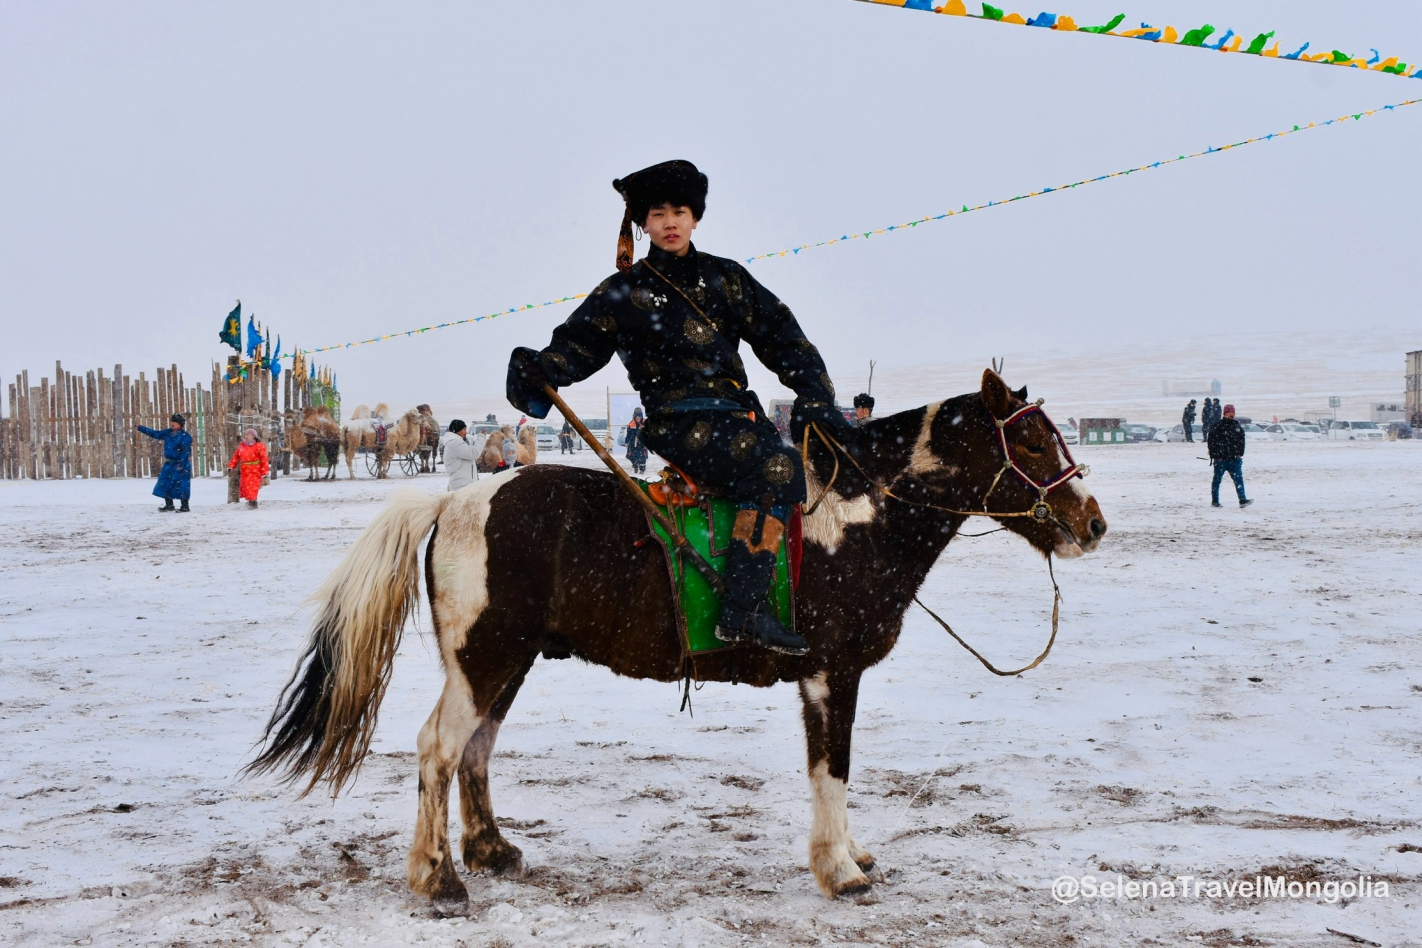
[1,359,337,482]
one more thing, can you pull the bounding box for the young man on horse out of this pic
[507,160,849,656]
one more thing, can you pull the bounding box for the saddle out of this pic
[637,467,803,654]
[373,420,388,447]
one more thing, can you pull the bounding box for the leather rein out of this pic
[799,402,1089,677]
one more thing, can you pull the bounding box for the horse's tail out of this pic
[246,490,447,795]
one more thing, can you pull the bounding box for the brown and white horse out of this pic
[248,370,1106,911]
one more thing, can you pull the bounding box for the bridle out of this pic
[800,397,1092,678]
[982,399,1089,525]
[802,397,1089,527]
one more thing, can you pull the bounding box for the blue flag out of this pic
[246,316,263,358]
[271,336,282,381]
[219,301,242,351]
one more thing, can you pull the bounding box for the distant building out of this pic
[1408,350,1422,427]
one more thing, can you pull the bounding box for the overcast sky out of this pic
[2,0,1417,411]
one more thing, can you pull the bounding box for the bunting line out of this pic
[743,96,1420,263]
[855,1,1419,78]
[292,96,1418,356]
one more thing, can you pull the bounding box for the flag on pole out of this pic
[271,336,282,382]
[246,316,263,359]
[220,301,242,352]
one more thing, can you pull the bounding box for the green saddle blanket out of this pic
[636,482,796,653]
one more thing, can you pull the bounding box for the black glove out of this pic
[506,347,555,419]
[790,398,851,446]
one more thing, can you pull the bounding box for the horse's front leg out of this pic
[799,669,877,898]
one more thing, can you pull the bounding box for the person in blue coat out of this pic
[136,414,193,512]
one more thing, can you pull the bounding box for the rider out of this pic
[852,393,874,426]
[507,159,849,656]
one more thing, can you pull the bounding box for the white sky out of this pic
[2,0,1418,412]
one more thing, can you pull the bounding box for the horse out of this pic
[288,406,341,481]
[415,404,441,473]
[340,407,425,479]
[248,370,1106,913]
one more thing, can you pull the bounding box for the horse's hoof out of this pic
[834,875,874,898]
[857,859,884,884]
[463,837,525,878]
[430,893,470,918]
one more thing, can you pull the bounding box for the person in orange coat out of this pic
[229,428,270,509]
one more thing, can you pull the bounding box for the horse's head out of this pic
[910,369,1106,559]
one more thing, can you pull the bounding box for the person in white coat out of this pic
[442,420,478,491]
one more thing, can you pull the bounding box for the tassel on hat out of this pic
[615,200,635,273]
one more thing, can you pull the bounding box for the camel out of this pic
[475,425,537,473]
[341,407,425,479]
[288,406,342,481]
[415,404,441,473]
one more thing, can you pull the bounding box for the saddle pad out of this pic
[637,482,797,653]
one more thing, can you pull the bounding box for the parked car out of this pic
[534,424,559,452]
[1057,423,1078,446]
[1241,423,1274,443]
[1326,420,1385,442]
[1274,422,1322,442]
[1158,423,1203,443]
[1122,423,1157,443]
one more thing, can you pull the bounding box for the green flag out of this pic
[220,301,242,351]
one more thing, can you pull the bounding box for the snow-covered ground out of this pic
[3,437,1420,947]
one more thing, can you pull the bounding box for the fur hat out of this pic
[170,413,186,426]
[1222,404,1236,415]
[449,419,466,434]
[853,393,875,411]
[612,160,708,272]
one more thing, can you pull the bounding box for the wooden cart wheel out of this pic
[399,452,420,477]
[364,450,380,477]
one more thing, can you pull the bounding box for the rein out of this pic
[799,403,1084,676]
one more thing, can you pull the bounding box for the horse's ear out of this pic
[981,368,1012,418]
[1013,385,1028,401]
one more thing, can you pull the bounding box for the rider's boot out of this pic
[159,499,175,512]
[178,499,191,513]
[715,507,808,656]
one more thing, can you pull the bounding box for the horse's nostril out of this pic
[1089,518,1106,539]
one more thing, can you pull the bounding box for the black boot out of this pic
[715,511,808,656]
[178,500,191,513]
[159,500,175,512]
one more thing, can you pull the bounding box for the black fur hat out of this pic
[853,393,875,411]
[170,413,186,426]
[612,160,708,272]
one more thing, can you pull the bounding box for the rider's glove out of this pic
[790,398,851,446]
[506,347,556,419]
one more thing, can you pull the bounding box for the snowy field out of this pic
[3,438,1421,947]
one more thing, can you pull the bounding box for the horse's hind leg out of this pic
[407,677,482,915]
[457,655,535,876]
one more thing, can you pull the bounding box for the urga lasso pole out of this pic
[541,385,727,597]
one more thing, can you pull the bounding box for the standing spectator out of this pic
[623,407,649,474]
[1199,398,1214,442]
[1181,399,1198,442]
[228,428,270,509]
[501,435,519,470]
[852,393,875,427]
[442,420,478,491]
[136,414,193,512]
[1208,404,1252,508]
[559,419,576,454]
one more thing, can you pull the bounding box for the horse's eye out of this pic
[1024,443,1046,456]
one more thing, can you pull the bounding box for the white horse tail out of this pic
[247,490,447,794]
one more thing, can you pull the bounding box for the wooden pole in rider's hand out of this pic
[541,385,727,596]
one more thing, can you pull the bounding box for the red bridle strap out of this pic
[994,402,1084,496]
